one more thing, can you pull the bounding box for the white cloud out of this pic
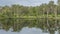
[0,0,57,6]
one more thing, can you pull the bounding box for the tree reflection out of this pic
[0,18,60,34]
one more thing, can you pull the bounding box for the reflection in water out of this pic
[0,18,60,34]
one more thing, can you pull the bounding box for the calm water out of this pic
[0,18,60,34]
[0,27,52,34]
[0,27,58,34]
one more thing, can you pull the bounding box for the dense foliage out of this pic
[0,0,60,18]
[0,0,60,34]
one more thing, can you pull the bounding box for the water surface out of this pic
[0,18,60,34]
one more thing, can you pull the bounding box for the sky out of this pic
[0,0,58,6]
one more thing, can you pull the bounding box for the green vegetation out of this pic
[0,0,60,34]
[0,0,60,18]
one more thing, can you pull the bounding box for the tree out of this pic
[58,0,60,5]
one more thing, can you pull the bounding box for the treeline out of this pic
[0,0,60,18]
[0,0,60,34]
